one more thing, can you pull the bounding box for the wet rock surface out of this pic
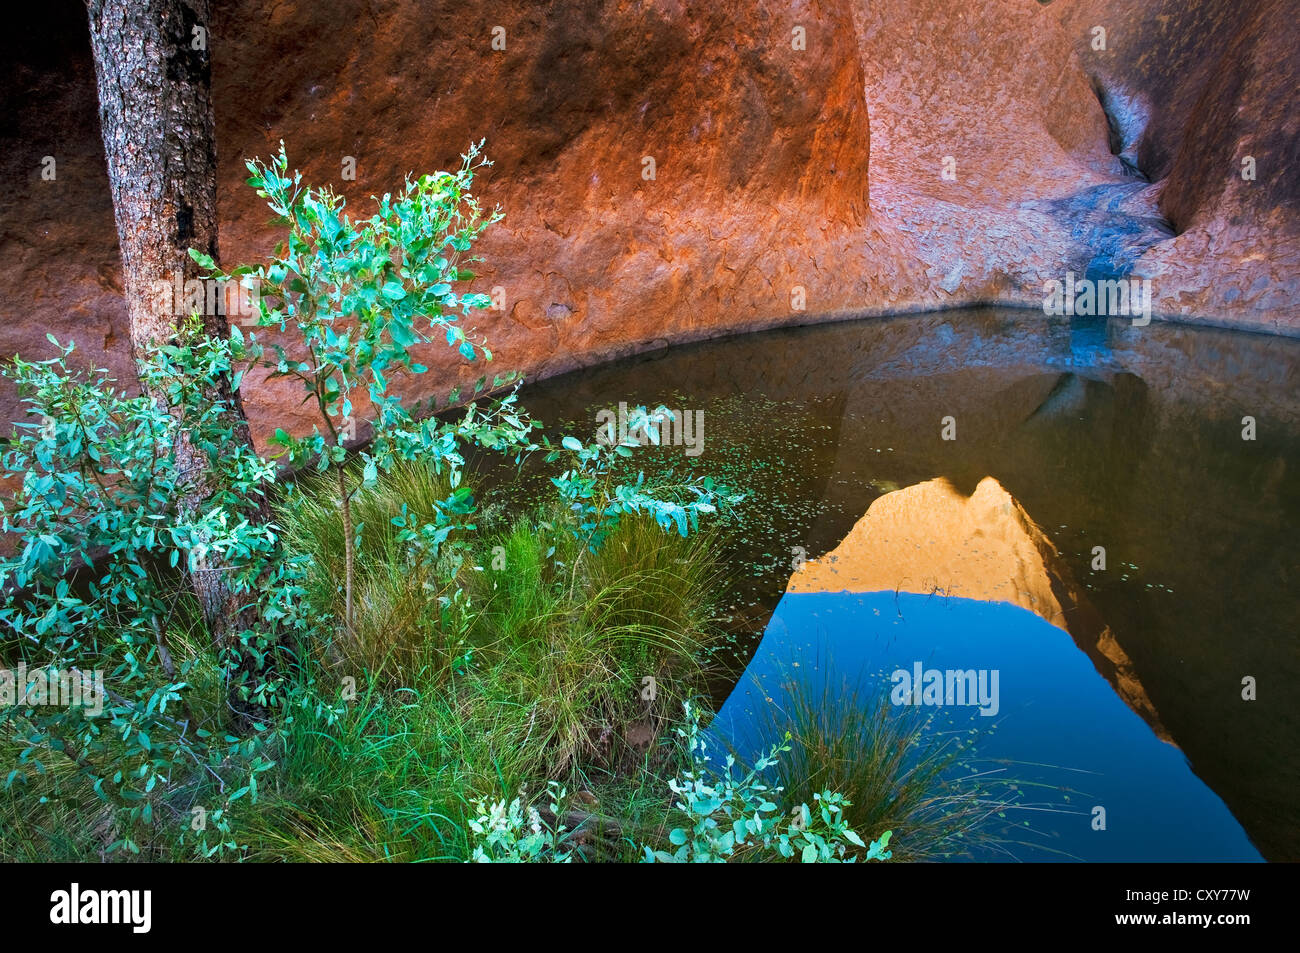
[1,0,1296,443]
[1052,0,1300,329]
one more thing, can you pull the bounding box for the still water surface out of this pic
[497,308,1299,861]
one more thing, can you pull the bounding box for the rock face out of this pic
[0,3,133,402]
[211,0,886,438]
[788,475,1168,739]
[1,0,1296,441]
[1051,0,1300,327]
[852,0,1127,306]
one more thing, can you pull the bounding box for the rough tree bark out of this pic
[85,0,271,725]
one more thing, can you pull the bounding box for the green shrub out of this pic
[275,461,467,681]
[0,328,299,857]
[467,782,573,863]
[1,143,738,861]
[643,704,893,863]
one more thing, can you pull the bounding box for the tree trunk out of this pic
[85,0,271,726]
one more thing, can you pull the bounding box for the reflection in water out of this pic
[505,307,1300,860]
[711,591,1261,862]
[787,475,1167,742]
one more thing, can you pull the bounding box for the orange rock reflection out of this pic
[789,476,1171,743]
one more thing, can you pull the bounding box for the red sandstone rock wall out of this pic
[210,0,884,438]
[1052,0,1300,326]
[0,0,1296,443]
[851,0,1123,307]
[0,4,130,399]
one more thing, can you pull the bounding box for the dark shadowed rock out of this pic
[1053,0,1300,330]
